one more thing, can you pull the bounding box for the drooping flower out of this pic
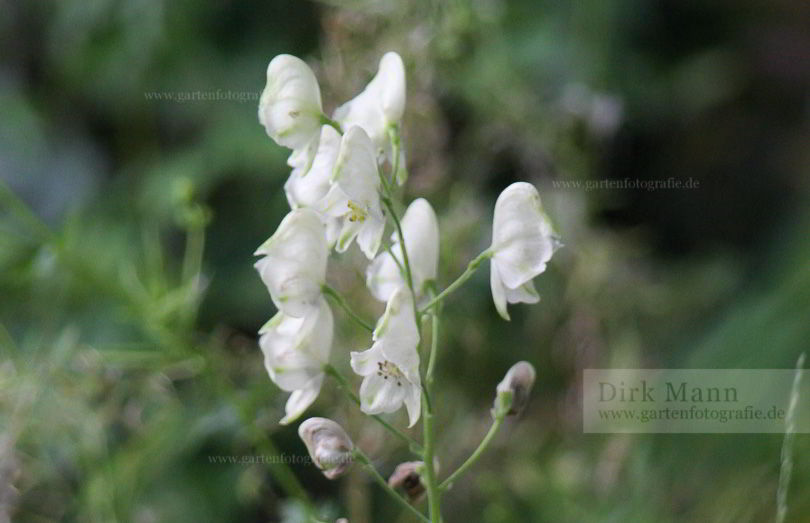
[332,52,406,162]
[316,126,385,259]
[298,417,354,479]
[260,298,333,424]
[489,182,560,320]
[254,208,328,317]
[366,198,439,302]
[388,461,426,502]
[350,288,421,427]
[493,361,536,417]
[259,55,325,170]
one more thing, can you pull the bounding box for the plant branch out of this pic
[354,449,430,522]
[439,414,505,491]
[325,364,423,454]
[419,249,492,314]
[322,284,375,333]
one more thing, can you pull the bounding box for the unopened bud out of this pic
[494,361,536,417]
[298,418,354,479]
[387,461,425,502]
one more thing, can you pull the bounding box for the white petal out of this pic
[335,218,362,254]
[332,52,405,152]
[359,373,406,415]
[286,134,320,174]
[356,214,385,260]
[365,248,405,302]
[375,289,420,385]
[284,125,341,208]
[280,375,323,425]
[377,52,406,124]
[254,209,328,317]
[350,344,385,377]
[491,182,558,289]
[259,55,323,151]
[398,198,440,294]
[403,382,422,427]
[505,279,540,305]
[490,260,510,321]
[259,299,332,391]
[332,127,380,205]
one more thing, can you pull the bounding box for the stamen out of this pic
[347,201,367,223]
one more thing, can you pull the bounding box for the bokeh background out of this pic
[1,0,809,521]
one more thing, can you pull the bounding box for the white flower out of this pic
[489,182,560,320]
[260,298,333,424]
[316,126,385,259]
[254,208,328,317]
[298,417,354,479]
[284,125,340,209]
[366,198,439,302]
[259,55,324,169]
[350,288,421,427]
[332,52,406,159]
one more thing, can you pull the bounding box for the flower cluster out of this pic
[253,50,560,519]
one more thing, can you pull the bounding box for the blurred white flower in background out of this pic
[489,182,560,320]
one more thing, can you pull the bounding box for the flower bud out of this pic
[298,418,354,479]
[387,461,425,502]
[494,361,536,417]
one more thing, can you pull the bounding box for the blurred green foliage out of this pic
[1,0,808,521]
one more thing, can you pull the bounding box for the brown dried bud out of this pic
[387,461,425,502]
[494,361,536,417]
[298,418,354,479]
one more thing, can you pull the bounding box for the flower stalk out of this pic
[354,449,430,523]
[419,249,492,314]
[324,364,423,454]
[439,414,505,491]
[322,284,374,333]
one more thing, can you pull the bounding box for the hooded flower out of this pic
[260,298,333,424]
[489,182,560,320]
[366,198,439,302]
[350,288,421,427]
[298,417,354,479]
[316,126,385,259]
[332,52,406,161]
[493,361,536,417]
[388,461,427,502]
[259,55,324,170]
[254,208,328,317]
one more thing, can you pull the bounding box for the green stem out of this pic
[324,365,423,454]
[381,196,420,324]
[425,292,440,385]
[320,114,343,134]
[419,250,493,314]
[388,125,406,186]
[384,242,406,275]
[421,382,441,521]
[322,284,374,333]
[439,415,505,491]
[354,449,430,523]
